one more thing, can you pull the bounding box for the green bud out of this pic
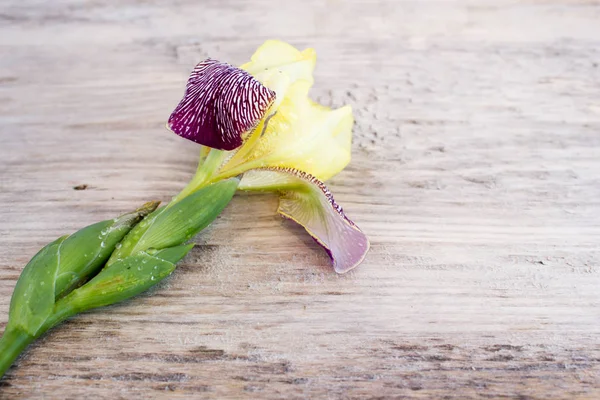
[55,201,159,299]
[56,244,194,314]
[6,202,159,337]
[8,236,66,336]
[108,178,239,264]
[1,178,238,378]
[149,244,196,264]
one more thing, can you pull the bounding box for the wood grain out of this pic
[1,0,600,398]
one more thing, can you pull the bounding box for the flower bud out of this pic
[55,201,159,298]
[56,244,194,314]
[108,178,239,263]
[6,202,159,337]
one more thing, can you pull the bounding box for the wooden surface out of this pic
[1,0,600,398]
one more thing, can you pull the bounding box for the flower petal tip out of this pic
[296,213,369,275]
[332,231,370,274]
[168,58,276,151]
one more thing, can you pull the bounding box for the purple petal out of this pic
[168,59,275,151]
[241,168,370,273]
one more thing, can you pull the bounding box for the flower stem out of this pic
[0,327,35,378]
[208,158,263,184]
[169,148,227,206]
[0,301,77,379]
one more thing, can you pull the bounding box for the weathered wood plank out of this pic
[1,0,599,398]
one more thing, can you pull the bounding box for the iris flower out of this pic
[0,40,371,379]
[167,40,369,273]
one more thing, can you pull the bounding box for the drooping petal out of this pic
[168,59,275,151]
[240,168,369,273]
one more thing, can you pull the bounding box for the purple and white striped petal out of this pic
[240,168,369,273]
[168,59,276,151]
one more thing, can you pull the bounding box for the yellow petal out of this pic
[223,75,353,181]
[239,81,354,180]
[218,40,354,182]
[241,40,316,88]
[224,41,316,169]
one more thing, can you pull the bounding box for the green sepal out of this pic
[7,236,67,336]
[108,178,239,264]
[58,244,194,313]
[150,243,196,264]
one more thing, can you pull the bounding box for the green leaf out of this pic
[8,236,66,336]
[108,178,239,264]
